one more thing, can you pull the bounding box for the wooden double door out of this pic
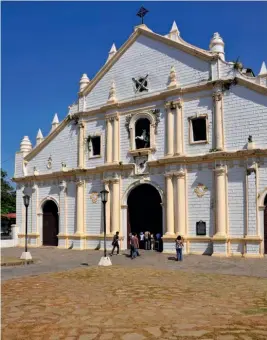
[43,200,59,246]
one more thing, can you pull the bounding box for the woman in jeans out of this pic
[175,235,184,261]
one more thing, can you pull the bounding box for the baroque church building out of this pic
[14,21,267,256]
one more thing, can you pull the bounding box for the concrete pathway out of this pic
[1,247,267,281]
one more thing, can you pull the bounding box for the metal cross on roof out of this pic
[136,6,149,25]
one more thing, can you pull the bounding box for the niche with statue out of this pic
[135,118,150,149]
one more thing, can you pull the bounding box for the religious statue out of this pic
[135,129,150,148]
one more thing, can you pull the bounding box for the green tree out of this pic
[1,169,16,214]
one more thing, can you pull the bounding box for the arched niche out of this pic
[129,112,156,151]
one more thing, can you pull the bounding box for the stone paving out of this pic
[1,248,267,339]
[2,265,267,340]
[1,247,267,281]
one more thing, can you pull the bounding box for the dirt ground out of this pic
[2,266,267,340]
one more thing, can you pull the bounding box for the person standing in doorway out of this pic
[144,231,150,250]
[132,233,140,259]
[139,231,145,249]
[175,235,184,261]
[110,231,120,256]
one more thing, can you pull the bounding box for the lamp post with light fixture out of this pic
[20,195,32,260]
[98,189,112,266]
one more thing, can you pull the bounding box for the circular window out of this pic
[135,77,148,92]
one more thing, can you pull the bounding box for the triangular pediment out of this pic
[82,27,213,109]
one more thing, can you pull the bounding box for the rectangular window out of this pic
[91,136,101,156]
[191,117,207,142]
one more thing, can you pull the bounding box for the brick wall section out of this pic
[187,166,213,237]
[224,85,267,151]
[85,35,210,109]
[228,166,245,237]
[27,123,78,175]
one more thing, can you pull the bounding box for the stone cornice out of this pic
[13,148,267,183]
[12,163,134,183]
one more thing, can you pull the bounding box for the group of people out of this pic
[110,231,184,261]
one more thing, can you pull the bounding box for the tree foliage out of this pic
[1,169,16,214]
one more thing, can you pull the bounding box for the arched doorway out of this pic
[264,195,267,254]
[42,200,59,246]
[127,184,162,248]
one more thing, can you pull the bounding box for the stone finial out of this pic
[79,73,90,92]
[259,61,267,75]
[168,66,177,89]
[209,32,225,61]
[36,129,44,146]
[168,21,180,41]
[106,43,117,62]
[107,81,117,104]
[51,113,59,132]
[20,136,32,154]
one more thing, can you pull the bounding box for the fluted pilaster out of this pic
[174,169,186,236]
[78,121,85,168]
[213,91,224,151]
[214,165,227,237]
[165,103,174,156]
[75,179,84,235]
[165,173,174,235]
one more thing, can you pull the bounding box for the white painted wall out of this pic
[85,34,210,109]
[224,85,267,151]
[227,166,245,237]
[187,165,214,237]
[27,123,78,175]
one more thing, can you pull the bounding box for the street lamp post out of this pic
[20,195,32,261]
[98,189,112,266]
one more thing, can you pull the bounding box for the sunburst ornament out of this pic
[90,192,99,203]
[194,183,208,198]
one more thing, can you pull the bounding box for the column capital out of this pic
[164,172,173,178]
[213,165,226,175]
[111,178,120,184]
[76,179,84,186]
[174,169,186,178]
[212,91,223,102]
[172,99,183,109]
[78,121,85,129]
[164,101,172,110]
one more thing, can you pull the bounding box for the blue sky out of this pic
[2,1,267,183]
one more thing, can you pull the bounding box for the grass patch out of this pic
[243,307,267,315]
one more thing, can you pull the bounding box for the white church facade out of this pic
[14,21,267,256]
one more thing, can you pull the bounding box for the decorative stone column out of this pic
[58,181,67,235]
[78,121,85,168]
[113,116,119,163]
[213,90,224,151]
[111,178,120,234]
[165,102,174,156]
[174,169,186,236]
[106,118,112,163]
[31,183,38,235]
[174,99,183,155]
[214,165,227,237]
[76,179,84,235]
[165,173,174,235]
[103,180,111,235]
